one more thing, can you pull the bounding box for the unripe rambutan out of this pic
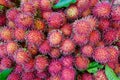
[61,67,76,80]
[39,40,51,55]
[26,30,44,46]
[93,1,111,18]
[60,39,75,55]
[47,12,66,28]
[111,5,120,21]
[7,73,21,80]
[22,72,35,80]
[13,65,23,74]
[75,55,90,70]
[6,8,19,21]
[48,30,62,47]
[14,28,25,41]
[14,49,31,65]
[65,5,79,20]
[15,13,34,29]
[81,73,93,80]
[93,47,109,63]
[49,48,61,58]
[0,44,7,58]
[61,24,72,37]
[27,43,38,55]
[34,19,45,31]
[35,55,49,72]
[81,44,93,57]
[0,13,6,26]
[94,70,107,80]
[1,57,12,69]
[48,59,62,75]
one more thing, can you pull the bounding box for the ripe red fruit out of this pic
[81,73,93,80]
[49,48,61,58]
[22,72,35,80]
[7,73,21,80]
[27,43,38,55]
[35,55,49,72]
[50,75,61,80]
[13,65,23,74]
[36,71,48,79]
[42,11,52,20]
[89,0,98,7]
[60,39,75,55]
[0,44,7,58]
[94,70,107,80]
[1,57,12,69]
[34,19,45,31]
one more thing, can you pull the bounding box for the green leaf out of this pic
[0,5,4,10]
[87,61,104,74]
[0,68,13,80]
[105,65,120,80]
[53,0,77,9]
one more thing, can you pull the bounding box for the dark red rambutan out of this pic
[61,24,72,37]
[35,55,49,72]
[6,41,18,56]
[61,56,74,67]
[0,27,13,41]
[111,21,120,29]
[75,55,90,70]
[61,67,76,80]
[81,73,93,80]
[13,65,23,74]
[89,30,101,45]
[22,72,35,80]
[20,2,35,14]
[89,0,98,7]
[65,5,79,20]
[14,28,25,41]
[15,13,34,29]
[48,29,62,47]
[0,44,7,58]
[92,1,111,18]
[7,73,21,80]
[49,48,61,58]
[94,70,107,80]
[48,59,62,75]
[14,49,31,65]
[111,5,120,21]
[39,40,51,55]
[34,19,45,31]
[27,43,38,55]
[36,71,48,79]
[0,13,6,26]
[72,19,91,35]
[93,47,109,64]
[6,8,19,21]
[42,11,52,21]
[81,44,93,57]
[47,12,66,29]
[1,57,12,69]
[22,59,35,72]
[82,8,91,17]
[72,34,88,46]
[103,29,118,45]
[26,30,44,46]
[60,39,75,55]
[98,19,110,31]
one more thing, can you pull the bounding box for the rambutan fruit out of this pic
[61,56,74,67]
[111,21,120,29]
[72,19,91,35]
[103,29,118,45]
[106,61,117,70]
[0,13,6,26]
[94,70,107,80]
[20,0,29,4]
[61,67,76,80]
[15,13,34,29]
[27,43,38,55]
[92,1,111,18]
[34,19,45,31]
[35,55,49,72]
[0,27,13,41]
[6,8,19,21]
[82,8,91,17]
[95,41,105,47]
[31,0,40,9]
[13,65,23,74]
[42,11,52,21]
[47,12,66,29]
[20,2,35,14]
[0,0,10,7]
[22,59,35,72]
[7,21,16,28]
[93,47,109,63]
[22,72,35,80]
[89,0,98,7]
[72,34,89,46]
[6,41,18,56]
[1,57,12,69]
[36,71,48,79]
[89,30,101,45]
[50,74,61,80]
[81,44,93,57]
[26,30,44,46]
[7,73,21,80]
[49,48,61,58]
[81,73,93,80]
[39,40,51,55]
[65,5,79,20]
[14,28,25,41]
[48,30,62,47]
[0,44,7,58]
[61,24,72,37]
[60,38,75,55]
[75,55,90,70]
[111,5,120,21]
[14,49,31,65]
[48,59,62,75]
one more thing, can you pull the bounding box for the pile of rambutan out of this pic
[0,0,120,80]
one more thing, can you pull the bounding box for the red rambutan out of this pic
[34,19,45,31]
[1,57,12,69]
[82,8,91,17]
[94,70,107,80]
[22,72,35,80]
[7,73,21,80]
[0,44,7,58]
[36,71,48,79]
[13,65,23,74]
[49,48,61,58]
[81,73,93,80]
[42,11,52,21]
[89,0,98,7]
[27,43,38,55]
[50,74,61,80]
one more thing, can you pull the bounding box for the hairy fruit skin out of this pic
[7,73,21,80]
[94,70,107,80]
